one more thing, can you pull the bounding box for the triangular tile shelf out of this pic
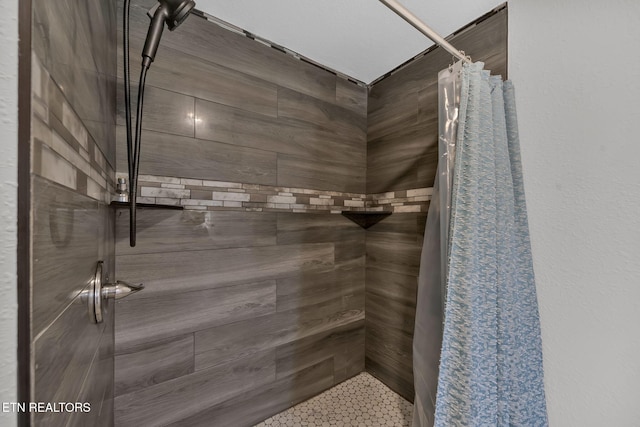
[110,201,183,210]
[341,211,392,229]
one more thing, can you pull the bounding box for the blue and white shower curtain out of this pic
[413,62,548,427]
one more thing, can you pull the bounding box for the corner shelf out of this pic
[110,201,183,210]
[341,211,392,229]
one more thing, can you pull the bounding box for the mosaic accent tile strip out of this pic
[31,53,115,203]
[368,188,433,213]
[254,372,413,426]
[120,173,433,214]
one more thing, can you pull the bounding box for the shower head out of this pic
[141,0,196,67]
[157,0,196,30]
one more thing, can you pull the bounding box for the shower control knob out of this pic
[82,262,145,324]
[102,280,145,300]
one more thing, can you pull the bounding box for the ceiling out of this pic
[194,0,504,84]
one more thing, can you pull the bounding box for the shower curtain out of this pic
[413,62,548,427]
[411,61,462,427]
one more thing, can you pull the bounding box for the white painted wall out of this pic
[510,0,640,425]
[0,0,18,424]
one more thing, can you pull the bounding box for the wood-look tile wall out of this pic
[365,213,426,401]
[114,1,367,425]
[114,211,365,426]
[115,1,367,193]
[30,0,117,425]
[364,8,508,401]
[367,9,508,194]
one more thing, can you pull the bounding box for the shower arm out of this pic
[378,0,471,64]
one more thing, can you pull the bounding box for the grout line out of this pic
[192,332,196,372]
[197,10,367,88]
[192,96,196,139]
[369,3,508,86]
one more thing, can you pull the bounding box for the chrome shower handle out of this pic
[102,280,145,300]
[83,262,145,323]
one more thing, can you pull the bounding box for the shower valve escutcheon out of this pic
[82,262,145,323]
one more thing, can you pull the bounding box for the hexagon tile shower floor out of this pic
[254,373,413,426]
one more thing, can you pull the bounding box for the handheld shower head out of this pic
[124,0,195,246]
[159,0,196,30]
[141,0,196,67]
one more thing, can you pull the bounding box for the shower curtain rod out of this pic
[378,0,472,64]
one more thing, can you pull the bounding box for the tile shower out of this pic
[25,0,506,425]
